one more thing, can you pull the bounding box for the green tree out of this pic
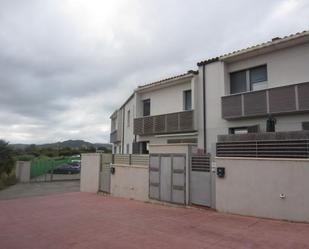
[0,140,15,176]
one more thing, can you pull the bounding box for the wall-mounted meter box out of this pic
[217,167,225,178]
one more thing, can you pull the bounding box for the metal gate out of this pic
[149,154,186,205]
[99,154,112,193]
[30,157,80,182]
[190,154,211,206]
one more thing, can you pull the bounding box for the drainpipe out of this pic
[202,64,206,152]
[122,108,125,154]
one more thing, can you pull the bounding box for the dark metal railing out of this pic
[217,140,309,158]
[134,110,194,135]
[110,130,119,143]
[222,81,309,120]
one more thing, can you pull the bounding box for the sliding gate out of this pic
[149,154,186,205]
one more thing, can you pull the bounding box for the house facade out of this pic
[110,31,309,155]
[197,31,309,156]
[110,71,199,154]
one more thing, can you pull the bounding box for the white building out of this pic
[110,71,199,154]
[197,30,309,155]
[111,31,309,155]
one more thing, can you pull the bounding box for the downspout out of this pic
[122,108,125,154]
[202,64,206,152]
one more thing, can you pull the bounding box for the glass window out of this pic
[229,127,248,134]
[126,144,130,154]
[250,65,267,83]
[184,90,192,111]
[302,122,309,131]
[250,65,267,91]
[230,70,247,94]
[143,99,150,116]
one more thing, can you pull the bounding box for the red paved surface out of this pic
[1,192,309,249]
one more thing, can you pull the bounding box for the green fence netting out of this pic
[30,158,72,178]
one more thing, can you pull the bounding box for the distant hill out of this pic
[12,140,112,150]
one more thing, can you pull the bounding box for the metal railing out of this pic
[221,81,309,120]
[110,130,119,143]
[134,110,194,135]
[216,139,309,158]
[113,154,150,166]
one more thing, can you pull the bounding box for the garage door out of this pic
[149,154,186,205]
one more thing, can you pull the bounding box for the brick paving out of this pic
[1,192,309,249]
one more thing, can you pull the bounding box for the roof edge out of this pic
[136,70,198,92]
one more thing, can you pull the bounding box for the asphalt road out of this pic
[0,180,80,200]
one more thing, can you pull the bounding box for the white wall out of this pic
[15,161,31,183]
[122,96,136,154]
[215,157,309,222]
[137,80,192,116]
[227,42,309,90]
[80,153,101,193]
[110,164,149,201]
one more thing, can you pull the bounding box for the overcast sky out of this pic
[0,0,308,144]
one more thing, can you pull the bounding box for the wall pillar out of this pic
[15,161,31,183]
[80,153,101,193]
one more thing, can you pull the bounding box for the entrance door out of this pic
[99,154,112,193]
[149,154,186,205]
[190,154,211,206]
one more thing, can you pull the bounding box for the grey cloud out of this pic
[0,0,308,143]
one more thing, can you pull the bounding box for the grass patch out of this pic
[0,171,17,191]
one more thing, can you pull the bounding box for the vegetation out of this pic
[0,139,112,190]
[0,140,17,190]
[13,140,112,158]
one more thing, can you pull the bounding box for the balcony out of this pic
[134,110,195,136]
[110,130,119,143]
[222,81,309,120]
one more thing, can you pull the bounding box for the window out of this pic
[140,141,149,154]
[127,110,130,127]
[250,65,267,91]
[183,90,192,111]
[143,99,150,116]
[230,65,267,94]
[230,70,247,94]
[229,125,259,134]
[167,138,197,144]
[229,127,248,135]
[126,144,130,154]
[302,122,309,130]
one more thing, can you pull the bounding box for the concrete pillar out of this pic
[80,153,101,193]
[15,161,31,183]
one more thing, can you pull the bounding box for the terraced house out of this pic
[110,70,199,154]
[111,31,309,155]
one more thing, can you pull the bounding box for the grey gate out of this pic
[99,153,112,193]
[149,154,186,205]
[190,154,211,206]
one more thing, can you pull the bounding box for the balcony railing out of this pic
[216,131,309,158]
[221,81,309,120]
[110,130,119,143]
[134,110,194,136]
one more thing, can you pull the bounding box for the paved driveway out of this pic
[1,193,309,249]
[0,181,80,200]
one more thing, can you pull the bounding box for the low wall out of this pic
[80,154,101,193]
[15,161,31,183]
[215,157,309,222]
[110,164,149,202]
